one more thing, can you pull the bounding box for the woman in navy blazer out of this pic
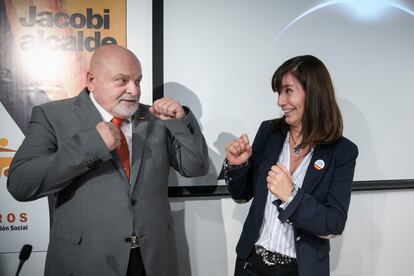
[220,55,358,276]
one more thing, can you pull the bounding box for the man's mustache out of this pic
[119,95,139,101]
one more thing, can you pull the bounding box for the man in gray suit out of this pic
[7,45,209,276]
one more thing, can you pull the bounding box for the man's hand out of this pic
[96,122,122,151]
[149,97,185,120]
[267,163,292,202]
[225,134,252,166]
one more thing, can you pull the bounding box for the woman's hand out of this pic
[267,163,293,202]
[225,134,252,166]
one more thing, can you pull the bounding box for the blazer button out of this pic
[131,199,137,206]
[296,236,302,241]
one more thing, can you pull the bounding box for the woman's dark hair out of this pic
[271,55,343,148]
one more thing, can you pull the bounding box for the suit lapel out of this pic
[73,89,103,129]
[263,131,285,173]
[257,128,286,203]
[130,105,149,189]
[72,89,129,184]
[301,144,333,193]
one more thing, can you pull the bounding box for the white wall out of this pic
[126,0,153,105]
[164,0,414,184]
[171,190,414,276]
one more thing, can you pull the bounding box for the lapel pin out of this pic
[314,159,325,171]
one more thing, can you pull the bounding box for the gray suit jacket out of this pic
[7,89,209,276]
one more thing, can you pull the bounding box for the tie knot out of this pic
[111,117,125,128]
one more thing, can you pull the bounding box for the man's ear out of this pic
[86,71,95,92]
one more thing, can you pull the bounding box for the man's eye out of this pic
[116,78,127,84]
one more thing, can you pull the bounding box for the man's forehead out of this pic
[112,71,143,79]
[90,45,140,70]
[95,57,141,74]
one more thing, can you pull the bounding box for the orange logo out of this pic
[0,137,16,178]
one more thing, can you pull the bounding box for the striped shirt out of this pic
[255,134,313,258]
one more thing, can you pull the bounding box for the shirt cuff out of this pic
[222,158,248,184]
[279,183,299,209]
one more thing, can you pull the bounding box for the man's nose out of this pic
[127,81,140,95]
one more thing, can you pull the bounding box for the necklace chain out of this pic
[289,131,301,155]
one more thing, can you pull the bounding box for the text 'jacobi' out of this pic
[19,6,118,51]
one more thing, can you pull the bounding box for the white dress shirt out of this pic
[89,92,132,165]
[255,134,313,258]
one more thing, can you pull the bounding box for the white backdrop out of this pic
[164,0,414,186]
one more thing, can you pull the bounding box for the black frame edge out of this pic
[351,179,414,191]
[168,179,414,198]
[152,0,163,101]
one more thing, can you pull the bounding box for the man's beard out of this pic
[112,96,139,118]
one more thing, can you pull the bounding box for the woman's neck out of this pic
[289,126,302,143]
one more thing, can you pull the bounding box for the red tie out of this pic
[111,117,130,181]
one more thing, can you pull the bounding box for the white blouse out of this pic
[255,134,313,258]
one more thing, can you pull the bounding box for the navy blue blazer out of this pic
[220,119,358,276]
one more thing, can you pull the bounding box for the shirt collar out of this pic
[89,92,131,123]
